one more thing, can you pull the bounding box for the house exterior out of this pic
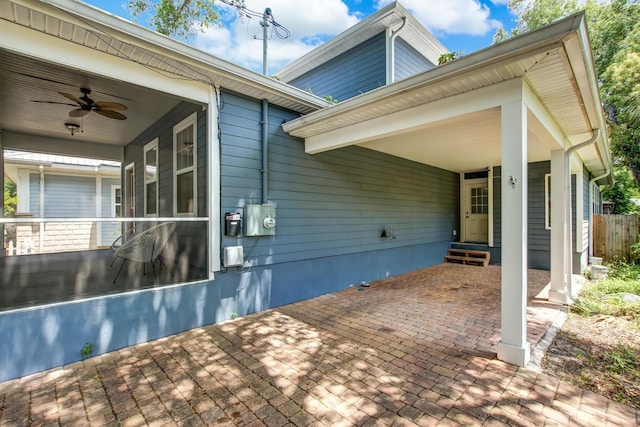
[3,150,121,255]
[0,0,611,382]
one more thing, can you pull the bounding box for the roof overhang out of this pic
[282,12,612,185]
[276,1,448,82]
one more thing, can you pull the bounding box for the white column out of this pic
[497,99,530,366]
[549,149,570,303]
[208,86,221,276]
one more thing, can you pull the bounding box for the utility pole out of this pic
[261,8,271,75]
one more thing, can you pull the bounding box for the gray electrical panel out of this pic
[245,204,276,236]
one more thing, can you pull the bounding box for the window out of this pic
[144,139,159,216]
[471,186,489,214]
[545,174,551,230]
[173,113,197,216]
[111,185,121,217]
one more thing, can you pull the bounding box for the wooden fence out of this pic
[593,214,640,261]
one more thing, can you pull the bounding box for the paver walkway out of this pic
[0,264,637,426]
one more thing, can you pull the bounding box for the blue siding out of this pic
[491,162,551,269]
[101,178,120,245]
[395,37,435,81]
[44,174,95,217]
[287,32,386,102]
[29,173,39,216]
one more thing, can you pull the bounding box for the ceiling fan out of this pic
[34,87,128,120]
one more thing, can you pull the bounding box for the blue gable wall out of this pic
[287,32,386,102]
[395,37,435,81]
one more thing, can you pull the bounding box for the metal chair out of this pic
[112,222,176,283]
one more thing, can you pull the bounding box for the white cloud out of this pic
[195,0,359,74]
[376,0,501,36]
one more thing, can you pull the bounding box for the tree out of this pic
[127,0,244,39]
[495,0,640,205]
[602,166,640,213]
[3,178,17,217]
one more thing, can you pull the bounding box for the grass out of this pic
[572,262,640,327]
[543,261,640,408]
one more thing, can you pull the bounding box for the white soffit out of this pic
[282,13,612,177]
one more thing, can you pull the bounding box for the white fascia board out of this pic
[562,23,612,175]
[11,0,329,111]
[305,79,522,154]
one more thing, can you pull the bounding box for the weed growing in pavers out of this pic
[80,342,94,358]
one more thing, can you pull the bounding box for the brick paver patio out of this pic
[0,264,637,426]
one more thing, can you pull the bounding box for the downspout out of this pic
[261,99,269,204]
[386,17,406,84]
[564,128,600,298]
[588,168,611,257]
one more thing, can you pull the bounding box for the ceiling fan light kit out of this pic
[64,122,80,136]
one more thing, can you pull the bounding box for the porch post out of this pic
[549,149,570,303]
[497,98,530,366]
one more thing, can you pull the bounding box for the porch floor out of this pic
[1,264,636,425]
[0,250,207,312]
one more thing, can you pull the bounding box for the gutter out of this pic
[386,17,407,84]
[564,129,600,300]
[588,168,611,257]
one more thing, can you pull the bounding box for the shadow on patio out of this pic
[1,264,636,425]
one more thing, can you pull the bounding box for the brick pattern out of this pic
[0,264,636,426]
[14,222,97,255]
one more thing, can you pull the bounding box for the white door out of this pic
[463,180,489,243]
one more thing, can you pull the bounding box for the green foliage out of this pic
[127,0,237,39]
[324,95,339,104]
[438,51,462,65]
[80,342,94,358]
[601,166,640,214]
[496,0,640,188]
[572,263,640,327]
[493,0,579,42]
[3,178,17,217]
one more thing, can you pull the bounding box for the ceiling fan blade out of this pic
[59,91,88,106]
[32,100,78,107]
[95,109,127,120]
[69,108,90,117]
[94,101,128,111]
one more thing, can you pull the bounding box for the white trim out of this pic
[208,87,221,274]
[488,167,494,247]
[96,173,102,246]
[575,167,585,252]
[111,185,122,218]
[173,112,198,217]
[124,162,135,219]
[16,168,30,213]
[459,174,465,242]
[143,138,159,217]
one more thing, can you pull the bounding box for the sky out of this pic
[83,0,517,75]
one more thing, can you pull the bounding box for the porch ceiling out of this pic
[282,13,612,181]
[0,49,182,148]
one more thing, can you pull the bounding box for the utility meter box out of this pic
[245,204,276,236]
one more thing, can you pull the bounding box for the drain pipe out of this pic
[564,128,600,299]
[588,168,611,257]
[261,99,269,204]
[386,17,406,84]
